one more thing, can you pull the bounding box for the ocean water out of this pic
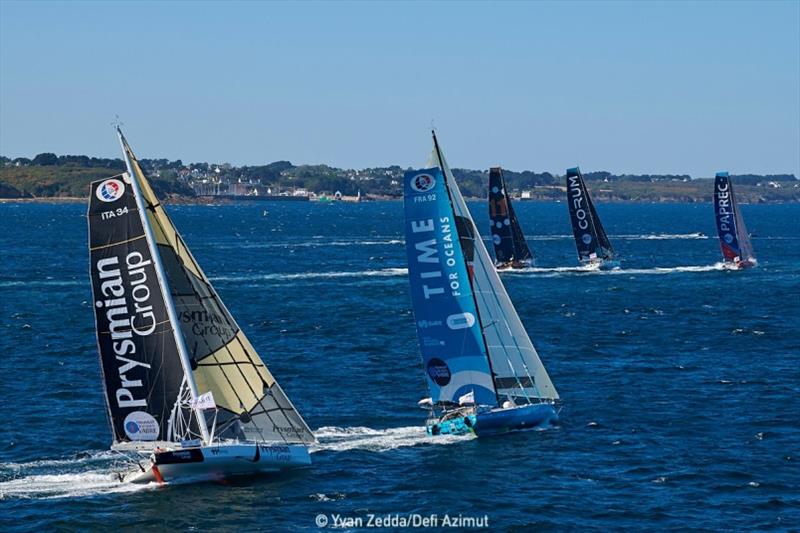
[0,200,798,531]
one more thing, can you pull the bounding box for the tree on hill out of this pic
[32,153,58,166]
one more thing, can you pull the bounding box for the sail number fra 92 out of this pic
[414,193,437,203]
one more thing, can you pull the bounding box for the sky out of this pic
[1,0,798,177]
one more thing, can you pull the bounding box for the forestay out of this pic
[429,136,559,402]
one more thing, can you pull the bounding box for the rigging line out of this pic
[502,356,532,404]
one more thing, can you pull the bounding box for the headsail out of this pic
[565,167,614,262]
[89,174,192,444]
[404,168,497,407]
[99,130,315,446]
[714,172,755,263]
[427,133,559,402]
[488,167,533,265]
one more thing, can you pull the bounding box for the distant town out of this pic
[1,153,798,203]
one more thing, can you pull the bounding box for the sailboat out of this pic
[403,132,560,437]
[713,171,756,269]
[488,167,533,269]
[88,128,315,484]
[565,167,618,269]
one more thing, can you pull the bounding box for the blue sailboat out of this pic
[403,132,560,437]
[488,167,533,269]
[714,172,756,269]
[565,167,618,269]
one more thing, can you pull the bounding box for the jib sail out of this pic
[428,133,559,402]
[488,167,532,265]
[404,167,497,407]
[88,174,189,444]
[566,167,614,262]
[714,172,754,263]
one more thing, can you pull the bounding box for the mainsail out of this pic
[565,167,614,262]
[714,172,755,263]
[88,174,189,444]
[488,167,533,265]
[404,168,497,407]
[89,129,315,448]
[411,132,559,404]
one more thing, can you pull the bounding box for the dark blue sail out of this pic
[566,167,614,262]
[488,167,532,265]
[404,168,497,407]
[714,171,755,264]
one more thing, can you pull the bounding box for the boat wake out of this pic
[221,239,404,250]
[311,425,469,453]
[0,452,151,500]
[614,232,709,240]
[502,263,727,277]
[496,232,709,242]
[210,267,408,283]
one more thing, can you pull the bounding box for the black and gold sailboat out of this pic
[88,128,314,484]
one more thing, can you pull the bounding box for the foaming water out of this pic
[209,267,408,283]
[0,452,151,500]
[502,263,726,277]
[311,426,469,453]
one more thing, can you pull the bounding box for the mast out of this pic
[431,130,500,404]
[116,127,211,444]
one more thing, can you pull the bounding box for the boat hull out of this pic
[426,403,558,438]
[581,258,619,271]
[123,443,311,484]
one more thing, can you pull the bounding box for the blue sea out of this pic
[1,200,798,531]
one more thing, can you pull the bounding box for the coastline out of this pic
[2,195,798,205]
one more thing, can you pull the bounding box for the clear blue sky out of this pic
[1,0,798,177]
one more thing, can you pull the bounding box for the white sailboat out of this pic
[88,128,314,484]
[403,132,560,437]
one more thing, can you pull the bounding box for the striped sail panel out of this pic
[566,167,614,261]
[404,168,497,406]
[430,145,559,401]
[120,138,315,444]
[88,175,189,444]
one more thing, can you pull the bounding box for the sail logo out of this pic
[568,176,590,230]
[96,179,125,203]
[94,251,158,410]
[123,411,159,441]
[411,173,435,193]
[427,358,451,386]
[582,234,593,244]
